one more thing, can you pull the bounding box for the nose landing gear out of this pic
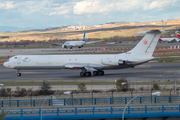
[17,70,21,77]
[17,73,21,76]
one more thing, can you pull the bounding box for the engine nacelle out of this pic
[101,58,126,65]
[118,60,126,65]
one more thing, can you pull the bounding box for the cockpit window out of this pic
[6,59,9,62]
[65,42,70,44]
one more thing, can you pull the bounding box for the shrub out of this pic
[153,83,159,90]
[19,88,27,96]
[0,87,8,97]
[77,83,87,92]
[39,80,52,95]
[115,78,129,92]
[14,87,27,97]
[6,88,11,93]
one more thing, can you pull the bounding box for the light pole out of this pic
[41,94,54,120]
[131,83,141,95]
[174,73,177,94]
[122,91,161,120]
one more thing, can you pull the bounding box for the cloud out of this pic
[73,0,178,15]
[0,1,18,10]
[57,9,69,15]
[72,0,146,15]
[0,0,179,29]
[6,1,17,9]
[73,1,99,15]
[0,3,5,9]
[143,0,175,10]
[49,12,56,16]
[48,5,71,16]
[64,15,69,18]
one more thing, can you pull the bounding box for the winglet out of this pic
[82,33,86,42]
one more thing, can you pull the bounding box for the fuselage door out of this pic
[17,57,21,64]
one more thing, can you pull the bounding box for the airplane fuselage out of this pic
[3,54,152,70]
[159,38,180,42]
[62,41,85,48]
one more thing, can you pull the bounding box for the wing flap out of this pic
[64,63,102,71]
[64,63,86,68]
[86,40,104,44]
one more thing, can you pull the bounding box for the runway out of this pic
[0,63,180,82]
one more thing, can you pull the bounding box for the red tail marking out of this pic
[159,38,163,41]
[177,34,180,39]
[143,40,148,45]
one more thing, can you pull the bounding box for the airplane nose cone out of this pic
[3,62,7,67]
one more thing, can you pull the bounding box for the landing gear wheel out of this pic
[70,47,73,49]
[93,71,98,76]
[98,71,104,76]
[85,72,91,77]
[17,73,21,76]
[80,72,85,77]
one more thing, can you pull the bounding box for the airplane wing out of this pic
[64,63,102,71]
[51,43,63,46]
[85,40,104,44]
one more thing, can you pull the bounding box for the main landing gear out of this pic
[17,70,21,77]
[80,71,104,77]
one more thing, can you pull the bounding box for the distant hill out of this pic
[0,26,68,32]
[0,26,33,32]
[0,18,180,42]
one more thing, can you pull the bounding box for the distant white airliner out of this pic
[159,30,180,42]
[62,33,102,49]
[62,33,86,49]
[3,30,162,77]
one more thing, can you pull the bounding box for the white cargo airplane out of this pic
[159,30,180,42]
[3,30,162,77]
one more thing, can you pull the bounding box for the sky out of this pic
[0,0,180,31]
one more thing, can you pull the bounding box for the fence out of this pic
[3,104,180,120]
[1,95,180,108]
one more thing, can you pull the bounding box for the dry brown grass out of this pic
[0,18,180,42]
[61,26,171,40]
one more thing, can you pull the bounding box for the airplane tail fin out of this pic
[82,33,86,42]
[127,30,162,57]
[175,30,180,39]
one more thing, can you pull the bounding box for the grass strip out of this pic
[0,81,179,86]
